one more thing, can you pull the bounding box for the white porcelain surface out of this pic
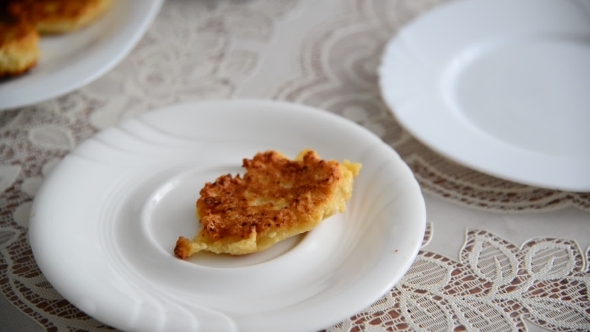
[0,0,163,110]
[379,0,590,191]
[29,100,426,332]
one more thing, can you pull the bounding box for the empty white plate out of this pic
[29,100,426,331]
[380,0,590,191]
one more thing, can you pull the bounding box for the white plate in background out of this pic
[29,100,426,331]
[0,0,163,110]
[380,0,590,191]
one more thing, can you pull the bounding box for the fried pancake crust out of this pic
[175,149,361,258]
[9,0,112,34]
[0,20,39,77]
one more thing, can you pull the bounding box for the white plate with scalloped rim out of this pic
[29,100,426,332]
[379,0,590,191]
[0,0,163,111]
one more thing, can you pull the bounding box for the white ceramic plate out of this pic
[29,100,426,332]
[379,0,590,191]
[0,0,163,110]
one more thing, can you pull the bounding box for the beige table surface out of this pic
[1,0,589,331]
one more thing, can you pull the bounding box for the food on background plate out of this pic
[0,19,39,77]
[0,0,112,77]
[8,0,112,34]
[174,149,362,258]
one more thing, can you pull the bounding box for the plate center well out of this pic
[446,36,590,157]
[142,167,303,268]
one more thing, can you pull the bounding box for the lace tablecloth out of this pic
[1,0,589,331]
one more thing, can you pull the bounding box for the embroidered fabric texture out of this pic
[0,0,588,331]
[329,224,590,332]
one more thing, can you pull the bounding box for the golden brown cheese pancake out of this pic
[0,20,39,77]
[175,149,362,258]
[8,0,112,34]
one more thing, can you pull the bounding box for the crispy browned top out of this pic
[0,15,39,77]
[196,150,343,241]
[0,20,35,46]
[8,0,104,24]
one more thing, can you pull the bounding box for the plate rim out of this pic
[0,0,164,111]
[379,0,590,192]
[29,99,426,331]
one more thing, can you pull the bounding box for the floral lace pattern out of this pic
[329,225,590,332]
[86,0,300,130]
[1,0,589,331]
